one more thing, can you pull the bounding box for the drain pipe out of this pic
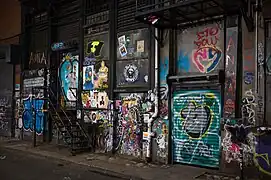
[146,28,159,160]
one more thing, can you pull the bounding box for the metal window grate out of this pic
[117,0,148,32]
[85,0,110,16]
[52,0,80,41]
[30,29,48,52]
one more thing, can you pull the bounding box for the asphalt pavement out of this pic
[0,147,120,180]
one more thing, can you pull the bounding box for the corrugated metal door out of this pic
[172,88,221,168]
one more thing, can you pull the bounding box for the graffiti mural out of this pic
[224,26,237,118]
[172,90,221,167]
[22,95,45,135]
[22,69,46,136]
[59,53,79,102]
[177,23,224,75]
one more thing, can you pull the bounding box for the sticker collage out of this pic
[117,30,149,87]
[82,38,110,124]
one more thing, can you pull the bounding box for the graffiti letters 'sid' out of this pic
[87,41,104,57]
[123,64,139,83]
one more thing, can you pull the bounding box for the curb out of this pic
[1,144,144,180]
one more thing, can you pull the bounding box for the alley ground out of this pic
[0,148,119,180]
[0,138,257,180]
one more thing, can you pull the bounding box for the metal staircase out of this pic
[34,86,91,154]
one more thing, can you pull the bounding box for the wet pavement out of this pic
[0,147,119,180]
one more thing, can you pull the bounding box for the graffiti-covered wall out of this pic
[0,60,14,136]
[242,17,256,125]
[115,28,151,158]
[177,23,224,75]
[152,31,169,163]
[22,68,46,136]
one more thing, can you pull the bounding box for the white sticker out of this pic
[136,40,144,52]
[118,35,126,46]
[143,114,149,123]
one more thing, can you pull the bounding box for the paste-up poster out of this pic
[136,40,144,53]
[83,65,94,90]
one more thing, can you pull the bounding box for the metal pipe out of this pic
[146,28,159,159]
[255,0,259,93]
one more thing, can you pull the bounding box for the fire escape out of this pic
[20,0,91,154]
[135,0,254,29]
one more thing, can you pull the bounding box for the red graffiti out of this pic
[229,143,240,153]
[192,47,222,73]
[194,26,219,48]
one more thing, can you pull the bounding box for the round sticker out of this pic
[123,64,139,82]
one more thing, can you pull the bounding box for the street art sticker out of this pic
[116,59,149,87]
[172,90,221,168]
[177,23,223,74]
[59,53,79,102]
[22,96,45,135]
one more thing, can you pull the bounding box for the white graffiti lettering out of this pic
[242,89,257,125]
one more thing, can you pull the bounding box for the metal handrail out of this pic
[33,86,90,142]
[46,86,89,139]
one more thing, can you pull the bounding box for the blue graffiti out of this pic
[59,55,79,100]
[23,97,45,135]
[160,56,169,82]
[177,51,190,72]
